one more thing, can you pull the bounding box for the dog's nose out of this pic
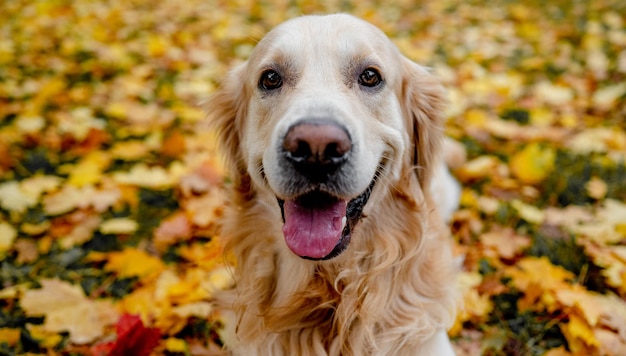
[283,120,351,179]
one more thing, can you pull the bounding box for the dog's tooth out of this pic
[341,216,347,230]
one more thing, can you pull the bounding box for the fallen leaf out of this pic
[105,248,165,280]
[534,81,574,106]
[67,151,111,187]
[450,271,493,336]
[183,189,225,227]
[592,83,626,110]
[0,181,38,213]
[165,338,188,353]
[505,256,575,292]
[113,163,176,188]
[161,130,187,158]
[27,325,64,348]
[480,227,531,260]
[509,143,555,184]
[595,328,626,356]
[511,199,545,224]
[91,314,161,356]
[171,302,213,319]
[585,176,608,200]
[99,217,139,235]
[20,279,118,344]
[457,156,502,181]
[0,221,17,252]
[153,212,193,251]
[0,328,20,347]
[560,313,599,353]
[14,238,39,263]
[109,140,151,161]
[178,241,223,270]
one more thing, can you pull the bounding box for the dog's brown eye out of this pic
[259,70,283,90]
[358,68,382,87]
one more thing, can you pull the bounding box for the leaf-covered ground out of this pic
[1,0,625,355]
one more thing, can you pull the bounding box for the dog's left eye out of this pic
[259,70,283,90]
[358,68,382,88]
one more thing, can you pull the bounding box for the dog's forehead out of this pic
[250,15,398,69]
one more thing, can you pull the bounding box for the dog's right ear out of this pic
[205,63,251,193]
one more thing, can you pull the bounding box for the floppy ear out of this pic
[401,58,446,190]
[205,63,252,195]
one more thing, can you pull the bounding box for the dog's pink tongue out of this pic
[282,199,347,259]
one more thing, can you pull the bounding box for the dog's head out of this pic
[208,14,445,260]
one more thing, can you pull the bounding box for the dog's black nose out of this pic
[283,120,351,180]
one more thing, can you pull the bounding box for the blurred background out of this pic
[0,0,625,355]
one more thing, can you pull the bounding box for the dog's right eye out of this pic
[259,70,283,90]
[358,68,382,88]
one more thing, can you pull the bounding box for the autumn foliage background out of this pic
[0,0,625,355]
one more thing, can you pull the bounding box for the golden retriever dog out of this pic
[207,14,460,355]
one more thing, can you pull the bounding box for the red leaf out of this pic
[91,314,161,356]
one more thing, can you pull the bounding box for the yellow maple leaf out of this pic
[20,279,118,344]
[117,285,159,321]
[505,256,575,292]
[510,143,555,184]
[561,313,600,353]
[67,151,111,187]
[105,248,165,280]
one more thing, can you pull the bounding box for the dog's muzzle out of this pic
[276,119,376,260]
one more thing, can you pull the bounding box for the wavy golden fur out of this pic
[207,14,459,355]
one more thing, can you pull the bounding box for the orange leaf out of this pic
[161,130,187,158]
[154,212,193,251]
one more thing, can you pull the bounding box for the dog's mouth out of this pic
[277,179,376,260]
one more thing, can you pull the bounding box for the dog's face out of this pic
[209,14,444,260]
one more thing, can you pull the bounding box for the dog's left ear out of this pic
[400,58,446,190]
